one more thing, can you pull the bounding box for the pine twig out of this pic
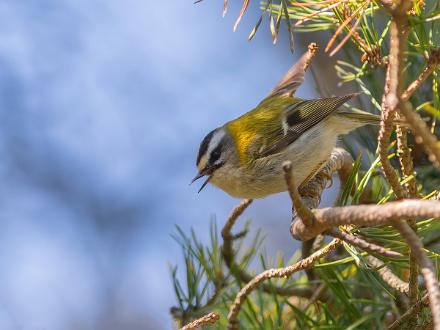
[392,220,440,328]
[328,6,367,57]
[221,199,312,298]
[396,112,419,304]
[378,29,407,200]
[227,238,341,328]
[291,199,440,241]
[295,0,345,27]
[283,161,316,226]
[378,0,423,306]
[302,283,327,312]
[221,199,253,250]
[399,100,440,167]
[301,238,317,281]
[388,294,430,330]
[402,48,440,102]
[181,312,220,330]
[328,228,403,258]
[365,255,409,293]
[325,3,366,53]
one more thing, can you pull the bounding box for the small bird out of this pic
[192,51,379,199]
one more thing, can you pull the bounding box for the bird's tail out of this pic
[336,110,413,129]
[336,110,381,125]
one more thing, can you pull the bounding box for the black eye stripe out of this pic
[209,144,222,163]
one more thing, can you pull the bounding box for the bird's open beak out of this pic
[191,163,223,193]
[195,176,212,193]
[191,172,205,184]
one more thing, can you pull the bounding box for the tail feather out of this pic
[336,110,412,128]
[336,110,381,125]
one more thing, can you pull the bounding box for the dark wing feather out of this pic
[259,94,356,157]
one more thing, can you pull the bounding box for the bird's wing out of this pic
[258,94,356,157]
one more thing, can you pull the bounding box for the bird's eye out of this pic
[210,146,222,163]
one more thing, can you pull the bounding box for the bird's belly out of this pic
[210,121,339,199]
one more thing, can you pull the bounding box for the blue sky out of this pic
[0,1,336,329]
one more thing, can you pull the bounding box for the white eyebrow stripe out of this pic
[207,129,226,155]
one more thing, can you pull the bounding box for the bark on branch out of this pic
[180,312,220,330]
[291,199,440,240]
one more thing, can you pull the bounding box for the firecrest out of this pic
[192,51,379,199]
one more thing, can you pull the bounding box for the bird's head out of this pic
[192,127,236,193]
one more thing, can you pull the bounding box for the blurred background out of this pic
[0,1,341,329]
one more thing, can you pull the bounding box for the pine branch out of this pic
[180,312,220,330]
